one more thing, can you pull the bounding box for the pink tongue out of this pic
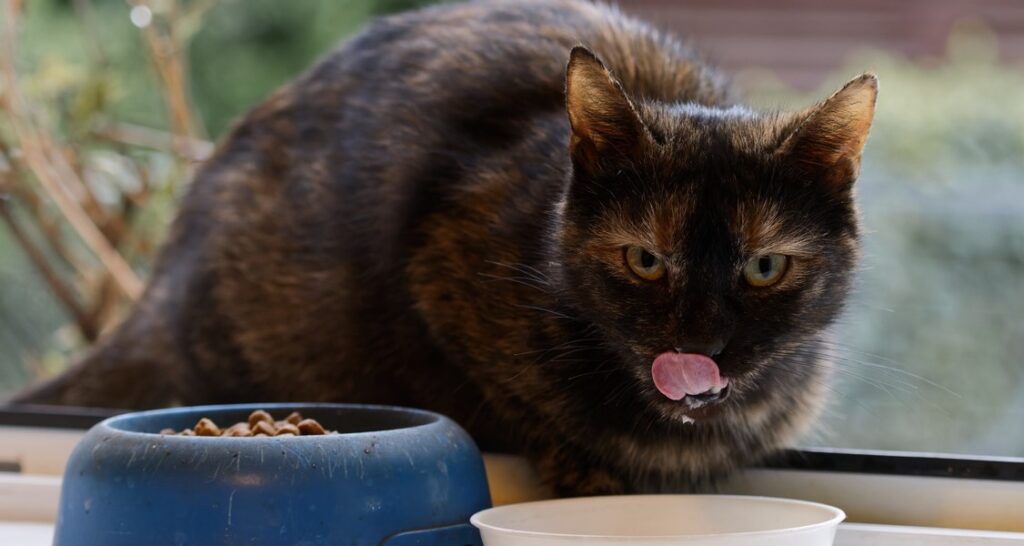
[651,352,727,401]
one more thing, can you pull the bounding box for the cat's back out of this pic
[187,0,732,267]
[203,0,732,201]
[163,0,734,348]
[15,0,734,409]
[304,0,730,115]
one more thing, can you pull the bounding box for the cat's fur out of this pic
[12,0,877,495]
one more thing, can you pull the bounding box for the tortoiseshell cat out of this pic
[13,0,877,495]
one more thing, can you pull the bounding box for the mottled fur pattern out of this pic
[12,0,876,495]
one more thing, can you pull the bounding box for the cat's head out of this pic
[556,47,876,426]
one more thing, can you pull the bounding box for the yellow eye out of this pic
[743,254,789,287]
[624,246,666,281]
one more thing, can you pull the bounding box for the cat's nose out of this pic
[674,339,726,358]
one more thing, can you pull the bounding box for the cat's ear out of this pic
[777,73,878,190]
[566,46,651,175]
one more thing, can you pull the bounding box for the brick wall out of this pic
[619,0,1024,89]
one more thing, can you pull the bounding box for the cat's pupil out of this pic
[641,251,655,269]
[758,256,772,276]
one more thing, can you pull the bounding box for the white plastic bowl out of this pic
[471,495,845,546]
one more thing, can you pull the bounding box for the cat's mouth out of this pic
[650,352,732,416]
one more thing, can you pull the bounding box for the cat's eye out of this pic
[743,254,789,287]
[624,246,666,281]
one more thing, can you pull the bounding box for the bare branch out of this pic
[93,121,213,162]
[0,0,143,300]
[0,197,98,341]
[127,0,209,140]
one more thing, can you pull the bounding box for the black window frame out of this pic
[2,404,1023,482]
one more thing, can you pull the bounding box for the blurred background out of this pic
[1,0,1022,457]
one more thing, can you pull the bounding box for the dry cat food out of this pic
[160,410,334,437]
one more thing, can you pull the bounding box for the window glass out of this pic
[725,23,1024,457]
[3,1,1022,460]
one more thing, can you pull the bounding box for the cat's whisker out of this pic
[771,348,921,400]
[505,332,606,385]
[819,356,924,394]
[815,341,963,398]
[831,361,928,394]
[812,366,948,420]
[804,358,918,398]
[514,335,601,358]
[484,260,553,287]
[536,346,600,366]
[603,379,639,408]
[508,262,554,285]
[477,273,553,294]
[755,362,877,417]
[566,369,617,381]
[801,341,962,399]
[512,303,579,321]
[502,367,533,384]
[514,341,588,357]
[816,338,918,367]
[844,362,963,399]
[770,346,960,418]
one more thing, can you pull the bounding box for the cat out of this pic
[12,0,876,495]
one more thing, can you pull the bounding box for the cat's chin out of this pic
[649,388,733,425]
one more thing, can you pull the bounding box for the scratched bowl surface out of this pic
[53,403,491,546]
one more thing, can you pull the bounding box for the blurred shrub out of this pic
[742,22,1024,456]
[0,0,443,395]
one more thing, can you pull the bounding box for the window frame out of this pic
[2,405,1024,532]
[3,405,1022,482]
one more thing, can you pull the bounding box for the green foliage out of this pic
[188,0,451,134]
[189,0,373,135]
[16,0,441,137]
[2,0,414,396]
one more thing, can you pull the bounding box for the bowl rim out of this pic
[97,402,444,439]
[470,494,846,540]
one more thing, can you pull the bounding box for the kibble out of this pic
[194,418,221,437]
[297,419,326,435]
[223,423,252,437]
[252,420,276,436]
[159,410,334,437]
[248,410,273,428]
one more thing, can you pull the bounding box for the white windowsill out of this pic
[3,426,1024,543]
[839,524,1024,545]
[3,519,1023,545]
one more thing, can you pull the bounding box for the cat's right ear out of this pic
[776,73,878,191]
[565,46,651,176]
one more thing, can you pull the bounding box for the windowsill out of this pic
[3,511,1023,545]
[2,412,1024,539]
[838,524,1024,545]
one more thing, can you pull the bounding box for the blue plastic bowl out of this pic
[53,403,492,545]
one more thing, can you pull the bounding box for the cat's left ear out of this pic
[777,74,878,190]
[566,46,652,175]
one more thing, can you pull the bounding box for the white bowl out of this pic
[471,495,845,546]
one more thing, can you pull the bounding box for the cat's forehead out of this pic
[581,106,835,258]
[731,200,820,258]
[639,102,791,154]
[593,194,693,253]
[594,182,819,260]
